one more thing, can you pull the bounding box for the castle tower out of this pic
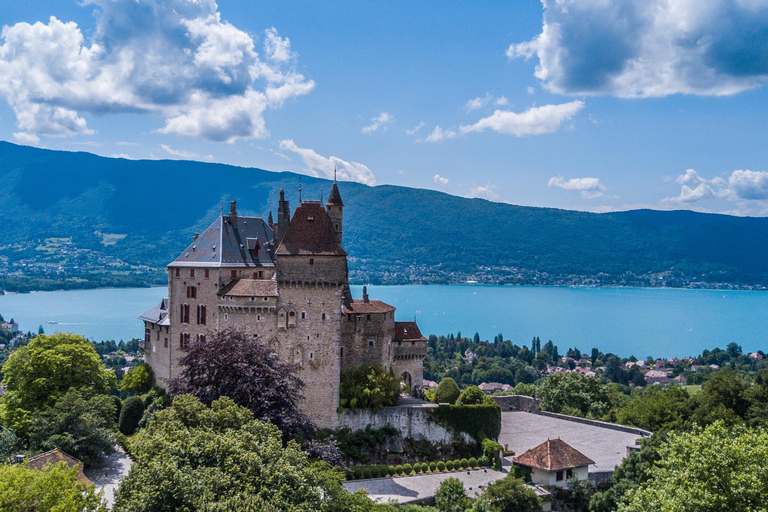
[326,177,344,247]
[276,189,290,245]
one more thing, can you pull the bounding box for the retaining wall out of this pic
[535,411,652,437]
[337,405,472,444]
[492,395,539,413]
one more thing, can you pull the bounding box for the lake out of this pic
[1,285,766,358]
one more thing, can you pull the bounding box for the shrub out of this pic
[339,364,400,412]
[478,456,487,467]
[345,470,354,480]
[435,477,470,512]
[437,461,446,471]
[430,462,437,472]
[446,460,454,471]
[396,465,404,475]
[413,463,422,473]
[363,468,372,479]
[469,457,478,467]
[119,396,145,436]
[354,468,362,479]
[427,404,502,442]
[404,463,413,475]
[112,395,122,423]
[435,378,461,404]
[461,458,469,468]
[371,467,379,478]
[456,385,492,405]
[388,465,396,476]
[453,460,462,470]
[120,364,155,394]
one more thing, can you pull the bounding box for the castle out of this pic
[139,181,427,427]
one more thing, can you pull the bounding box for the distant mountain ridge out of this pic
[0,141,767,291]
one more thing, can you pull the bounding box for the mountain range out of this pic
[1,141,767,292]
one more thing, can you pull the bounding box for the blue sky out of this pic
[2,1,768,215]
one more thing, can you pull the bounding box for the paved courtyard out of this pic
[344,468,507,504]
[499,412,645,473]
[84,446,133,508]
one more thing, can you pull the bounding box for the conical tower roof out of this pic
[326,181,343,206]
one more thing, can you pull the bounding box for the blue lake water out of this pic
[0,285,766,358]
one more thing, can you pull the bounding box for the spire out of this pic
[334,166,337,183]
[326,180,343,206]
[268,210,273,224]
[299,176,302,204]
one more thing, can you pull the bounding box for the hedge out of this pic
[437,461,446,471]
[426,404,501,442]
[346,458,492,480]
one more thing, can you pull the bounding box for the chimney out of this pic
[193,233,199,241]
[363,286,369,304]
[229,201,237,226]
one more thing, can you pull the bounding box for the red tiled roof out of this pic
[513,439,594,472]
[218,278,278,297]
[394,321,426,342]
[28,449,92,485]
[343,299,396,314]
[276,202,346,256]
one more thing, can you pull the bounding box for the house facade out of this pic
[139,182,427,428]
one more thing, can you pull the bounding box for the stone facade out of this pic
[140,182,427,428]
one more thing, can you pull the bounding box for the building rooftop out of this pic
[513,438,595,472]
[276,202,347,256]
[138,298,169,326]
[394,321,427,342]
[28,449,92,485]
[343,299,396,314]
[218,278,279,297]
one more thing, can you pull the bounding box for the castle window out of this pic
[231,270,237,278]
[204,269,209,279]
[224,314,228,320]
[190,269,195,278]
[175,268,180,277]
[368,340,374,347]
[263,297,268,301]
[556,471,564,482]
[301,312,306,320]
[187,286,197,299]
[258,271,264,279]
[367,314,371,321]
[197,305,206,325]
[309,258,314,265]
[340,348,344,357]
[156,330,160,341]
[145,329,150,343]
[322,313,326,320]
[198,334,206,343]
[257,315,261,321]
[181,304,190,324]
[309,352,313,360]
[180,333,190,349]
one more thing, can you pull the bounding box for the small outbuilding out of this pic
[512,438,594,489]
[27,448,92,485]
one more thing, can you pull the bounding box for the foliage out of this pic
[435,378,461,404]
[29,388,117,465]
[120,365,155,394]
[620,423,768,512]
[457,386,494,405]
[470,475,541,512]
[114,395,379,512]
[0,426,20,463]
[435,477,470,512]
[614,385,692,431]
[0,462,107,512]
[427,404,502,442]
[169,329,315,440]
[538,372,611,418]
[318,425,399,464]
[0,333,116,436]
[119,396,145,436]
[340,364,400,412]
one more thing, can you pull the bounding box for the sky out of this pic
[2,0,768,216]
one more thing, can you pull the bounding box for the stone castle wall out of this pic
[340,311,394,371]
[337,405,472,444]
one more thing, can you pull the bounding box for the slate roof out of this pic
[169,213,275,268]
[326,182,344,206]
[28,449,92,485]
[218,278,279,297]
[394,321,426,342]
[138,298,170,326]
[276,202,347,256]
[513,439,594,472]
[342,299,396,314]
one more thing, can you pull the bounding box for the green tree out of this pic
[538,372,611,418]
[457,386,493,405]
[119,396,145,436]
[471,475,541,512]
[0,333,116,436]
[0,462,107,512]
[435,477,470,512]
[119,365,155,394]
[0,426,20,463]
[614,385,691,431]
[435,378,461,404]
[689,368,750,425]
[340,364,400,412]
[29,388,116,465]
[114,395,378,512]
[620,423,768,512]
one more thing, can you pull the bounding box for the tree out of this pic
[614,385,691,432]
[471,475,541,512]
[29,388,116,465]
[690,367,750,425]
[0,426,19,463]
[435,378,461,404]
[0,333,116,436]
[538,372,611,418]
[435,477,470,512]
[457,386,493,405]
[119,365,155,394]
[620,423,768,512]
[340,364,400,411]
[114,395,378,512]
[0,462,107,512]
[169,329,314,440]
[119,396,145,436]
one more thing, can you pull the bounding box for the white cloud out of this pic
[0,1,314,142]
[461,101,584,137]
[12,132,40,145]
[509,0,768,98]
[160,144,214,162]
[423,125,457,143]
[465,93,508,112]
[663,169,768,211]
[279,139,376,186]
[406,121,425,135]
[362,112,392,134]
[433,174,449,186]
[110,153,133,159]
[526,86,535,94]
[548,176,607,199]
[469,183,500,201]
[494,96,509,106]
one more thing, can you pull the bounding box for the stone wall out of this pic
[492,395,540,413]
[337,405,472,444]
[340,310,394,370]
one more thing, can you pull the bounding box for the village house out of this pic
[478,382,512,394]
[139,182,427,428]
[644,369,671,385]
[1,319,18,334]
[512,439,594,489]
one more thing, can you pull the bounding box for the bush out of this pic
[396,465,404,475]
[388,465,396,476]
[120,364,155,394]
[413,463,422,473]
[456,385,492,405]
[461,458,469,468]
[446,460,454,471]
[430,462,437,472]
[469,457,478,467]
[427,404,502,442]
[404,463,413,475]
[112,395,122,423]
[339,364,400,412]
[437,461,446,471]
[345,470,354,480]
[370,467,379,478]
[478,456,487,467]
[435,378,461,404]
[354,468,362,479]
[453,460,462,470]
[119,396,145,436]
[435,477,470,512]
[363,468,372,479]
